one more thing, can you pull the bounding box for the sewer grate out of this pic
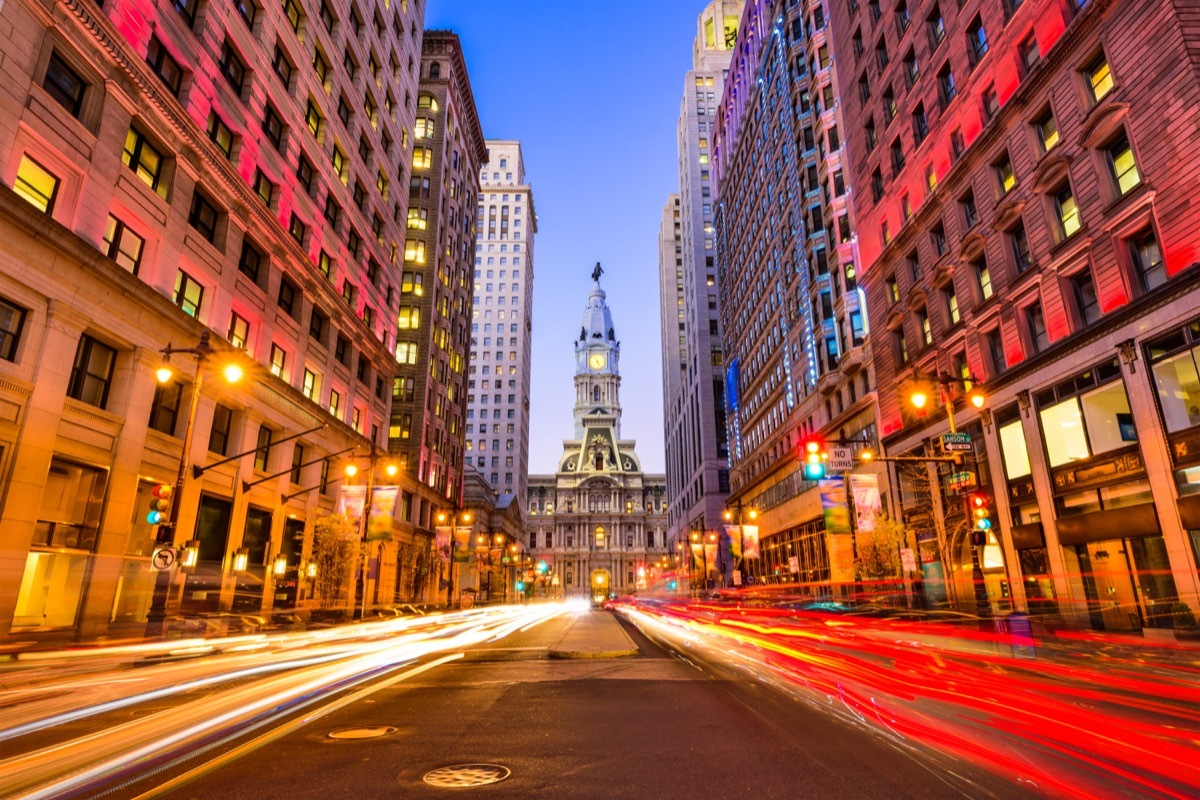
[422,764,511,788]
[327,726,398,739]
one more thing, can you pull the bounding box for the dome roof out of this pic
[579,265,616,343]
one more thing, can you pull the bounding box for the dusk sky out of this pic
[425,0,714,474]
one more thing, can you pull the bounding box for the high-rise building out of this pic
[711,0,882,587]
[467,140,536,501]
[0,0,429,640]
[830,0,1200,625]
[659,0,741,564]
[389,31,484,517]
[526,269,669,600]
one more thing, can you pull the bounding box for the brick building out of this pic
[831,0,1200,626]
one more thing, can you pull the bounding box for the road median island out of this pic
[548,611,639,659]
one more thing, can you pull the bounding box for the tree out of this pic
[855,515,906,580]
[311,513,356,610]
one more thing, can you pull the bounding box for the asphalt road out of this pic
[135,611,1028,800]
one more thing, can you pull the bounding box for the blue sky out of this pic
[425,0,712,474]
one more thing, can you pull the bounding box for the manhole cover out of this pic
[130,708,168,717]
[422,764,511,788]
[327,726,398,739]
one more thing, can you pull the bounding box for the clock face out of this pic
[589,353,607,370]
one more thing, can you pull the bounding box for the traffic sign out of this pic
[940,432,973,452]
[900,548,917,572]
[151,545,177,571]
[947,471,978,492]
[828,446,853,471]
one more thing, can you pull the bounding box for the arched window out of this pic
[592,385,601,402]
[429,61,441,78]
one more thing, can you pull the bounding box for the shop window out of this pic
[1037,361,1133,467]
[1147,323,1200,433]
[31,458,108,551]
[998,409,1031,480]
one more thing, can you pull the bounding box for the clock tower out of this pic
[573,263,622,439]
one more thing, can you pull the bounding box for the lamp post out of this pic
[145,331,242,638]
[345,443,398,620]
[909,371,990,616]
[723,504,758,587]
[437,508,471,608]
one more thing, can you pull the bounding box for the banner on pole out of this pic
[849,474,882,533]
[819,478,851,535]
[703,543,718,575]
[452,526,471,563]
[337,486,366,528]
[368,486,398,539]
[726,524,741,559]
[742,525,760,559]
[435,526,451,564]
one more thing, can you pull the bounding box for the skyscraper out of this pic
[830,0,1200,625]
[0,0,427,639]
[389,31,484,517]
[712,0,881,587]
[659,0,741,563]
[467,141,536,502]
[527,269,668,600]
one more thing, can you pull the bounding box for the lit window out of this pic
[1130,229,1165,292]
[1105,134,1140,196]
[1054,185,1081,239]
[1036,111,1059,153]
[13,155,59,214]
[173,269,203,317]
[123,128,169,199]
[103,215,145,274]
[1085,52,1113,103]
[269,343,286,377]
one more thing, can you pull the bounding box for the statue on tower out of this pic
[591,262,603,282]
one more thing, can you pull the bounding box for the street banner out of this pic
[819,478,851,535]
[828,531,855,583]
[368,486,398,540]
[691,543,705,570]
[703,543,718,575]
[452,526,471,563]
[742,525,760,559]
[726,525,741,559]
[337,485,366,528]
[435,526,451,564]
[849,474,882,533]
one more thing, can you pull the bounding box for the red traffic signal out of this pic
[801,434,826,480]
[964,488,994,534]
[147,483,172,525]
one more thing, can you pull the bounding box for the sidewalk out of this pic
[548,610,639,659]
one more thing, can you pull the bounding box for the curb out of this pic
[548,647,639,659]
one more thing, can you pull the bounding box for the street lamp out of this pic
[145,331,243,638]
[437,508,471,607]
[344,443,398,619]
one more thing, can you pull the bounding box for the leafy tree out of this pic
[855,515,906,580]
[311,512,356,610]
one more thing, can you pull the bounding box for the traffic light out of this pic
[966,489,993,547]
[536,560,548,575]
[802,435,826,480]
[516,580,525,592]
[147,483,172,526]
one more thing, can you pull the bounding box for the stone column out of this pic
[0,301,89,633]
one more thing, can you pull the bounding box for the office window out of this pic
[912,104,928,144]
[262,104,285,150]
[976,258,993,300]
[172,0,199,25]
[145,36,183,96]
[1084,52,1113,103]
[68,335,117,408]
[302,368,318,400]
[895,329,910,366]
[288,213,307,244]
[295,153,314,192]
[148,380,182,435]
[13,155,59,214]
[305,99,323,137]
[1105,134,1140,196]
[995,153,1016,194]
[269,343,286,378]
[982,85,999,120]
[209,404,233,455]
[206,112,234,159]
[1130,229,1166,292]
[252,169,274,206]
[290,443,305,483]
[1035,110,1059,153]
[187,188,218,243]
[122,127,169,199]
[961,190,978,228]
[1026,303,1049,353]
[238,239,264,286]
[1053,185,1081,239]
[928,6,945,46]
[278,276,300,319]
[173,270,203,317]
[336,335,350,365]
[918,308,932,345]
[329,388,341,418]
[101,215,144,274]
[309,307,328,342]
[937,62,956,107]
[219,42,247,94]
[945,287,961,326]
[966,16,988,65]
[1071,270,1101,326]
[282,0,302,31]
[886,275,899,305]
[986,328,1007,375]
[254,425,273,472]
[0,296,28,362]
[272,43,293,85]
[228,311,249,349]
[43,53,87,118]
[1009,222,1032,273]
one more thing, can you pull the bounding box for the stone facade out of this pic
[0,0,432,640]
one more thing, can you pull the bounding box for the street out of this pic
[10,601,1196,799]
